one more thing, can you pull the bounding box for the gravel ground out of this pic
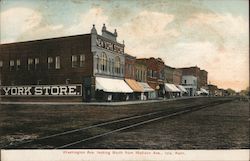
[0,97,247,149]
[82,99,249,149]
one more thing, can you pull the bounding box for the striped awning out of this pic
[125,79,143,92]
[177,85,188,93]
[164,83,181,92]
[138,82,155,92]
[96,77,133,93]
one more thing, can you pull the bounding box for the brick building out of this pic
[0,24,133,102]
[207,84,218,96]
[178,66,208,89]
[164,65,182,85]
[136,57,165,97]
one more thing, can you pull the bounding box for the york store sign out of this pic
[0,84,82,97]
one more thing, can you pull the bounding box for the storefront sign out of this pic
[96,37,124,54]
[0,84,82,97]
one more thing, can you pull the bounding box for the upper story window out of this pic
[28,58,34,70]
[115,56,120,74]
[108,58,111,73]
[66,79,70,84]
[96,55,99,71]
[0,60,3,68]
[184,80,187,84]
[48,57,53,69]
[55,56,60,69]
[71,55,77,68]
[80,54,85,67]
[153,71,157,78]
[37,80,42,85]
[35,58,39,70]
[100,52,107,71]
[111,59,114,74]
[10,60,15,71]
[16,59,20,70]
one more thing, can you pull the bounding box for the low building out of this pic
[207,84,218,96]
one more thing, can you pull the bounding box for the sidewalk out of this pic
[0,96,204,106]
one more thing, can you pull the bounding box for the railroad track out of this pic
[4,99,233,149]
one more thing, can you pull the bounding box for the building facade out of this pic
[182,75,197,96]
[0,24,133,102]
[136,57,165,98]
[179,66,207,90]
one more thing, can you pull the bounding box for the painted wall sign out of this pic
[96,37,124,54]
[0,84,82,97]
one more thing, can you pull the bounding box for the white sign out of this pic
[96,37,124,54]
[0,84,82,97]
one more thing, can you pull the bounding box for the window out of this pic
[66,79,70,84]
[96,55,99,71]
[111,59,114,74]
[16,59,20,70]
[48,57,53,69]
[37,80,42,85]
[28,58,34,70]
[80,54,85,67]
[71,55,77,68]
[153,71,157,78]
[184,80,187,84]
[109,58,111,72]
[115,56,120,74]
[0,60,3,68]
[10,60,14,71]
[35,58,39,69]
[55,56,60,69]
[100,52,107,71]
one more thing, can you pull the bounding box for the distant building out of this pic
[207,84,218,96]
[182,75,197,96]
[178,66,208,89]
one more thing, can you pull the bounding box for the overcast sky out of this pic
[0,0,249,91]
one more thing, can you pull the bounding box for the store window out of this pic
[16,59,20,70]
[55,56,60,69]
[71,55,77,68]
[80,54,85,67]
[48,57,53,69]
[10,60,14,71]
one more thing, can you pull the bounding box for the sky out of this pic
[0,0,249,91]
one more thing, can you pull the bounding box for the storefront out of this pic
[95,77,133,101]
[164,83,181,98]
[138,82,155,100]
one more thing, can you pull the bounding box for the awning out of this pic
[125,79,143,92]
[138,82,155,92]
[200,88,209,94]
[177,85,188,93]
[96,77,133,93]
[164,83,181,92]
